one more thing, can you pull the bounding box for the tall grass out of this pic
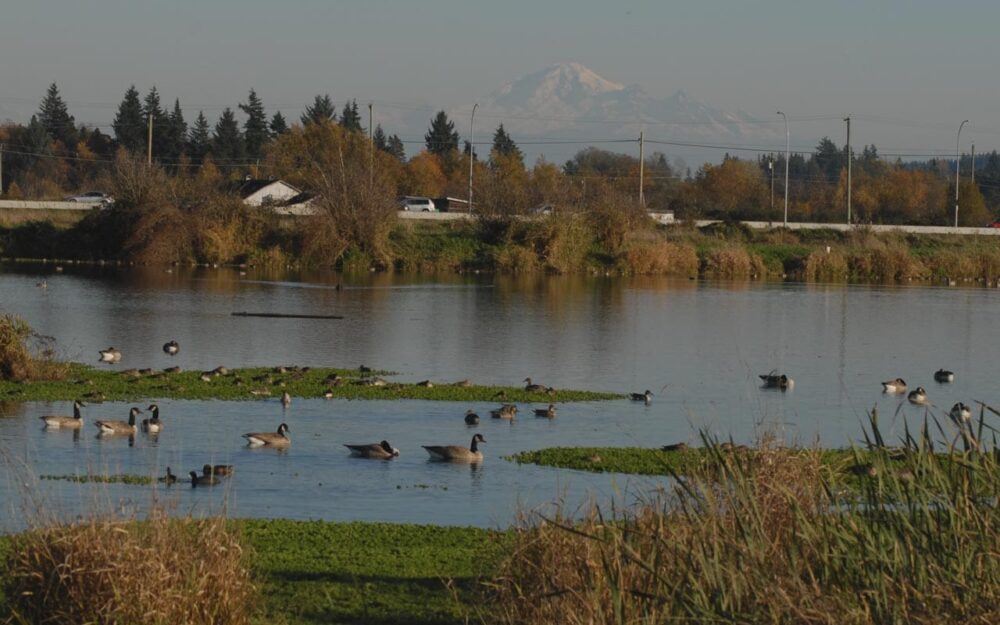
[493,416,1000,624]
[0,315,66,382]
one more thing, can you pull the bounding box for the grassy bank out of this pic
[0,363,622,402]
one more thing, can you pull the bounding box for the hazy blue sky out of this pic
[0,0,997,159]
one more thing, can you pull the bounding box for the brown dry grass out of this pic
[702,245,765,278]
[804,248,849,281]
[0,314,67,382]
[4,510,254,625]
[622,240,699,275]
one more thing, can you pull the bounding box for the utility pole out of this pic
[955,119,968,228]
[777,111,789,227]
[468,103,478,213]
[638,131,645,206]
[971,142,976,185]
[844,116,852,224]
[147,112,153,166]
[368,103,374,191]
[769,159,774,214]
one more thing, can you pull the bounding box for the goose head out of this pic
[127,407,143,425]
[379,440,400,456]
[277,422,290,437]
[146,404,160,418]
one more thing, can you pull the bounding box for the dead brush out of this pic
[4,508,255,625]
[701,245,760,278]
[622,240,698,275]
[804,248,849,281]
[0,314,66,382]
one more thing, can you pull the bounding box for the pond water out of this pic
[1,264,998,530]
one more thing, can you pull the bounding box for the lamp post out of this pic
[776,111,789,227]
[468,103,478,213]
[955,119,968,228]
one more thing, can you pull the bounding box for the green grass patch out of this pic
[0,363,622,402]
[39,473,155,485]
[240,519,510,625]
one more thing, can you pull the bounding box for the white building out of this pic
[235,179,301,207]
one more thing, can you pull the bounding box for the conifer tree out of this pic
[164,99,187,161]
[490,123,523,167]
[373,124,388,151]
[269,111,289,137]
[240,89,269,159]
[143,87,171,159]
[339,99,363,132]
[113,85,145,152]
[301,94,336,125]
[212,108,245,163]
[188,111,211,163]
[386,134,406,161]
[37,83,76,149]
[424,111,459,157]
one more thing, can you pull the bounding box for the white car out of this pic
[398,196,437,212]
[64,191,113,206]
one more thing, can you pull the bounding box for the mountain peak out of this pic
[490,62,625,108]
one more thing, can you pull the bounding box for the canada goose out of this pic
[344,440,400,459]
[243,423,290,447]
[40,400,86,429]
[164,366,181,374]
[759,373,794,390]
[534,404,557,418]
[847,463,878,477]
[161,467,177,485]
[203,464,234,477]
[523,377,546,392]
[630,390,653,403]
[934,369,955,383]
[36,280,47,289]
[881,378,907,393]
[212,366,228,376]
[453,379,472,387]
[141,404,163,433]
[490,404,518,419]
[98,347,122,364]
[162,340,179,356]
[660,442,689,452]
[190,471,220,487]
[95,407,141,435]
[200,373,214,382]
[907,387,928,405]
[949,402,972,425]
[464,409,480,425]
[423,434,486,462]
[416,380,434,388]
[359,365,372,374]
[323,389,335,399]
[281,391,292,408]
[492,390,508,400]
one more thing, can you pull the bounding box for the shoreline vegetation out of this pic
[5,209,1000,285]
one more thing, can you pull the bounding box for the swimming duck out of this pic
[160,467,177,485]
[190,471,220,487]
[464,409,480,425]
[907,387,928,405]
[95,407,141,435]
[344,440,400,459]
[534,404,557,418]
[98,347,122,364]
[934,369,955,383]
[881,378,907,393]
[759,373,794,390]
[423,434,486,462]
[243,423,290,447]
[202,464,234,477]
[162,340,179,356]
[141,404,163,433]
[490,404,518,419]
[39,400,86,429]
[524,377,546,393]
[630,390,653,403]
[949,402,972,425]
[281,391,292,408]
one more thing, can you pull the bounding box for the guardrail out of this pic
[0,200,94,211]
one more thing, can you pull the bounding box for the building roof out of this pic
[232,179,300,199]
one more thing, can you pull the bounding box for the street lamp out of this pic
[955,119,968,228]
[776,111,789,227]
[468,103,478,213]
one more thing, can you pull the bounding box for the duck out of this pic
[281,391,292,408]
[423,434,486,462]
[344,440,400,459]
[162,340,179,356]
[203,464,234,477]
[163,366,181,374]
[759,372,794,390]
[881,378,907,393]
[453,379,472,387]
[416,380,434,388]
[98,347,122,364]
[524,377,546,393]
[490,404,518,419]
[39,400,86,429]
[660,442,689,452]
[907,387,928,405]
[95,407,141,435]
[141,403,163,433]
[160,467,178,485]
[934,369,955,383]
[534,404,557,418]
[949,402,972,425]
[190,471,220,487]
[464,409,480,425]
[630,390,653,403]
[243,423,290,447]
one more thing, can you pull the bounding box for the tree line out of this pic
[0,82,996,226]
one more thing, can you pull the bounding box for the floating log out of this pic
[231,312,344,320]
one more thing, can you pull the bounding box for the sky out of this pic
[0,0,997,163]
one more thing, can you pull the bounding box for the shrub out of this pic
[804,248,849,281]
[622,241,698,275]
[0,315,65,382]
[702,246,760,278]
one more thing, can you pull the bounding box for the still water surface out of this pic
[1,265,997,530]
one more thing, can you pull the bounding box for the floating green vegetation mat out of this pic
[0,363,622,403]
[239,519,510,625]
[39,473,155,485]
